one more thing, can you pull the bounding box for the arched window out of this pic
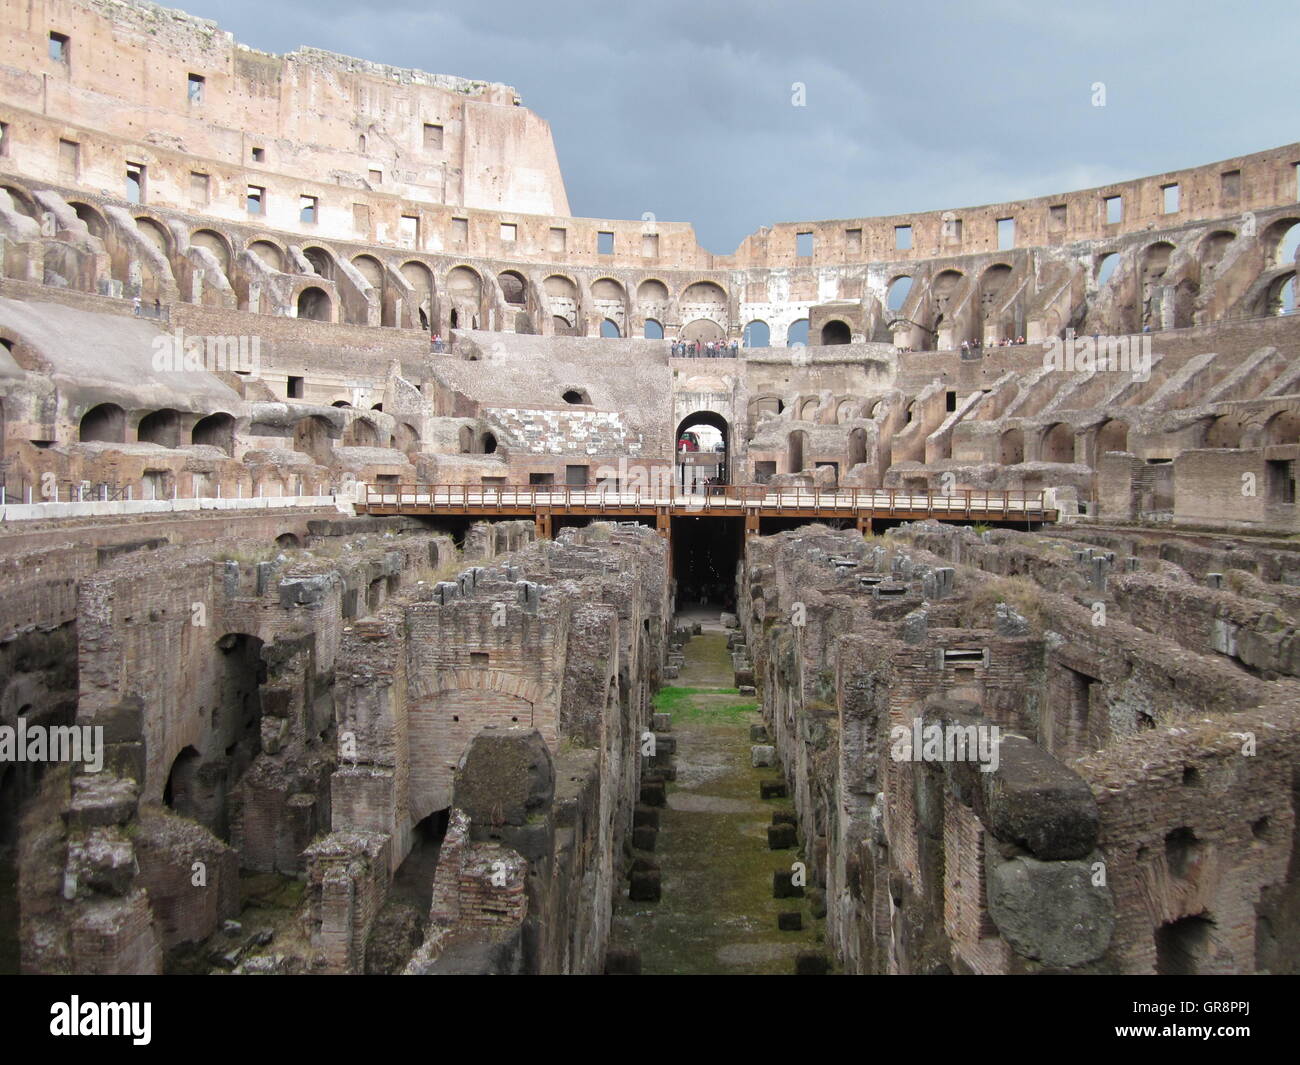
[743,320,770,347]
[820,320,851,344]
[79,403,126,443]
[297,286,331,321]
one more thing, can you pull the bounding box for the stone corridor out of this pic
[610,618,828,974]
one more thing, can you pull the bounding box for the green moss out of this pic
[610,630,833,974]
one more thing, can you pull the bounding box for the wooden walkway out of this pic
[357,484,1056,536]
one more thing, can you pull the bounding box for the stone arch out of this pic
[820,319,851,345]
[248,239,285,272]
[302,245,336,281]
[600,318,621,338]
[1264,218,1300,268]
[293,415,336,463]
[137,408,184,448]
[637,278,669,303]
[848,427,867,468]
[1205,415,1244,448]
[134,216,170,257]
[191,228,232,274]
[1000,427,1025,465]
[788,428,808,473]
[1096,418,1129,456]
[544,274,578,300]
[743,320,770,347]
[1198,230,1236,269]
[79,403,126,443]
[192,412,235,454]
[498,270,527,306]
[681,280,727,305]
[1041,422,1075,464]
[886,275,913,311]
[394,422,420,455]
[408,671,543,822]
[447,265,483,330]
[297,286,332,322]
[787,319,810,346]
[352,254,384,288]
[1265,271,1297,316]
[1264,408,1300,446]
[681,318,723,343]
[69,201,108,240]
[1096,252,1120,285]
[343,416,379,447]
[643,318,664,339]
[163,746,202,820]
[591,277,628,335]
[0,184,38,218]
[676,410,730,486]
[401,260,436,330]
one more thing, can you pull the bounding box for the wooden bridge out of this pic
[357,484,1057,537]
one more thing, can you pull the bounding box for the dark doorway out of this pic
[676,410,730,489]
[672,516,742,613]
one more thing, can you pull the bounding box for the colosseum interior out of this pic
[1,0,1298,985]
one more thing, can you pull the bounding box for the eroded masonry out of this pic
[1,0,1299,975]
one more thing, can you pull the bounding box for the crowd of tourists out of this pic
[671,338,740,357]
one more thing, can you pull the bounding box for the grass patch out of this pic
[956,575,1044,632]
[654,685,757,722]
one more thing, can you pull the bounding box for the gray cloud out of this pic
[184,0,1299,252]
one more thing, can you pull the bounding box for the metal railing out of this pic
[360,483,1051,517]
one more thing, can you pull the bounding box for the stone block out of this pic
[768,824,797,849]
[777,911,803,931]
[640,779,667,807]
[795,951,830,975]
[632,805,660,829]
[986,855,1114,967]
[605,948,642,974]
[751,744,776,767]
[760,780,787,800]
[453,728,554,828]
[773,870,805,898]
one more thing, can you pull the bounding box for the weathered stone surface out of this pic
[453,728,555,827]
[986,855,1114,967]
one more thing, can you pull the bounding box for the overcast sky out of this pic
[182,0,1300,253]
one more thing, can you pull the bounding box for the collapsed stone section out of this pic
[310,521,669,973]
[739,521,1300,973]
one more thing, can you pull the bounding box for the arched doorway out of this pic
[821,320,851,344]
[676,411,729,491]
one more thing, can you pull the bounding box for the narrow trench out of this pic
[610,608,831,974]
